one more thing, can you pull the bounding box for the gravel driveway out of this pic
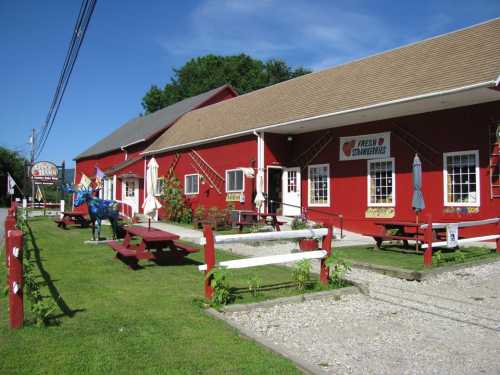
[226,261,500,374]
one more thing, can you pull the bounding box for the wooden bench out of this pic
[171,241,199,255]
[109,241,137,258]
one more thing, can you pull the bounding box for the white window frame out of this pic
[225,169,245,193]
[184,174,200,195]
[155,178,165,197]
[307,163,330,207]
[367,157,396,207]
[443,150,480,207]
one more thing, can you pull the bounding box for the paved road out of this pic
[0,207,7,241]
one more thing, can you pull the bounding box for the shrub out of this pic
[434,250,444,266]
[161,176,192,224]
[292,259,311,290]
[454,249,465,263]
[247,275,263,297]
[194,205,205,221]
[291,216,308,230]
[325,252,351,287]
[207,267,232,305]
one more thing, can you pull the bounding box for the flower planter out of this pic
[298,238,319,251]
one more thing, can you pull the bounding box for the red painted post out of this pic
[203,225,215,300]
[423,214,433,266]
[8,230,24,329]
[4,211,16,267]
[496,219,500,254]
[320,223,333,285]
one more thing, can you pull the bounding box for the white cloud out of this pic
[158,0,470,72]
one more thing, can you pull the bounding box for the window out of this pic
[287,169,298,192]
[226,169,244,192]
[125,180,135,197]
[155,178,164,196]
[184,174,199,195]
[443,150,480,206]
[103,178,114,200]
[368,158,395,206]
[308,164,330,206]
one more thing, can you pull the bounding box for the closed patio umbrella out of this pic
[142,158,162,227]
[412,154,425,252]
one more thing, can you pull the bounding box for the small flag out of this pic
[35,185,44,202]
[95,166,105,188]
[7,172,17,195]
[79,173,92,188]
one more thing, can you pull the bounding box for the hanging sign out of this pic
[339,132,390,161]
[446,223,459,248]
[31,161,59,182]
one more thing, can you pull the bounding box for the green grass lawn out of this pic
[336,243,500,271]
[0,217,310,375]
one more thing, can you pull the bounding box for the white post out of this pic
[22,198,27,220]
[254,132,265,213]
[60,199,65,219]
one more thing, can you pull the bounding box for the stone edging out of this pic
[220,284,363,313]
[350,256,500,281]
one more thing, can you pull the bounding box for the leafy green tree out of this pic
[142,54,311,114]
[0,146,26,205]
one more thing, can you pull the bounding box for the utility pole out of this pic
[30,128,35,207]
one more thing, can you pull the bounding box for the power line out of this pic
[36,0,97,159]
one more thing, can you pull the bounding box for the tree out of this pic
[0,146,27,205]
[142,54,311,114]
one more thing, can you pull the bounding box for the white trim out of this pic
[442,150,480,207]
[367,157,396,207]
[112,175,117,200]
[184,174,200,195]
[142,80,496,155]
[121,138,145,150]
[307,163,330,207]
[225,169,245,193]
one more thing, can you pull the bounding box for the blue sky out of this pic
[1,0,499,167]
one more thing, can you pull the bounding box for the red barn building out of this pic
[76,19,500,237]
[141,19,500,236]
[73,85,237,214]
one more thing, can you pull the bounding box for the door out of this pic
[282,167,301,216]
[267,167,283,214]
[122,178,139,216]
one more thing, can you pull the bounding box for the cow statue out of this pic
[65,185,121,241]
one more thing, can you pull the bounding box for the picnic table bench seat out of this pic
[108,241,137,258]
[172,241,198,254]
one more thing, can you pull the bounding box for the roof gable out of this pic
[75,84,236,160]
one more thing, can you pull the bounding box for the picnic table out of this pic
[108,225,198,269]
[237,211,285,232]
[55,211,91,229]
[369,221,446,248]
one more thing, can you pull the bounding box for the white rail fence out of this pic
[198,225,333,300]
[419,216,499,266]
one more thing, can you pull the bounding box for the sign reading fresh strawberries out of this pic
[339,132,390,161]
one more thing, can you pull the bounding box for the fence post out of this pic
[320,223,333,285]
[496,219,500,253]
[4,210,16,267]
[203,225,215,300]
[423,214,433,266]
[8,230,24,329]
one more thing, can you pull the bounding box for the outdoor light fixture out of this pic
[287,136,293,141]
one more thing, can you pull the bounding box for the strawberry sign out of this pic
[339,132,390,161]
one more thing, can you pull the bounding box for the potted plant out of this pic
[291,217,319,251]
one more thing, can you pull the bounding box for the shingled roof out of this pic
[75,84,234,160]
[145,18,500,154]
